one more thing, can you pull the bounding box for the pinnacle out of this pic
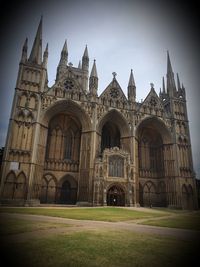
[128,69,135,87]
[90,59,98,77]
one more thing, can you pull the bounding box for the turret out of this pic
[128,69,136,102]
[28,17,42,65]
[89,60,98,96]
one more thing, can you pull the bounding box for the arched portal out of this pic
[136,117,173,207]
[107,185,125,206]
[58,176,77,204]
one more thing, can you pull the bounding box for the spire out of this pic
[28,17,42,64]
[128,69,136,102]
[83,45,89,58]
[167,51,173,74]
[162,76,166,93]
[82,45,89,71]
[43,43,48,67]
[21,38,28,63]
[89,60,98,96]
[128,69,135,87]
[58,40,68,66]
[166,51,176,95]
[177,73,181,89]
[90,59,98,77]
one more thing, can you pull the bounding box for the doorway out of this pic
[107,185,125,206]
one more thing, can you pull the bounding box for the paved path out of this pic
[1,212,199,243]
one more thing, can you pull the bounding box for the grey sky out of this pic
[0,0,199,177]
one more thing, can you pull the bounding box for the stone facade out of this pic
[0,19,198,209]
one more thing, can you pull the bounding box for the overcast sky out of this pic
[0,0,199,177]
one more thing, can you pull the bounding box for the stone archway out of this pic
[58,175,77,204]
[107,184,125,206]
[136,116,173,207]
[97,109,131,155]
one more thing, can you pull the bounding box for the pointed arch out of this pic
[57,175,77,204]
[142,181,157,207]
[2,171,16,199]
[14,172,27,199]
[136,116,172,144]
[41,99,91,132]
[97,109,130,138]
[106,183,126,206]
[40,174,57,204]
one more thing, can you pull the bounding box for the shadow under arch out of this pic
[40,99,92,132]
[57,175,78,204]
[97,109,130,138]
[106,183,126,206]
[135,116,172,144]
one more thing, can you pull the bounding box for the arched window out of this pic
[65,131,73,160]
[101,122,120,152]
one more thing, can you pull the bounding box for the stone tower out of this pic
[0,19,197,209]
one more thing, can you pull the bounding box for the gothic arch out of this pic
[97,109,130,138]
[29,93,38,109]
[2,171,16,199]
[106,183,126,206]
[19,92,28,107]
[142,181,157,207]
[57,175,78,204]
[40,174,57,203]
[135,116,172,144]
[41,99,91,132]
[14,172,27,199]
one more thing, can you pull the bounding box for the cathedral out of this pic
[0,19,198,209]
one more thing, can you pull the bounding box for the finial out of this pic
[150,82,154,89]
[112,72,117,79]
[68,62,73,67]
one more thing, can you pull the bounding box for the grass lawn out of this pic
[140,211,200,231]
[0,207,166,222]
[1,227,198,267]
[0,217,70,236]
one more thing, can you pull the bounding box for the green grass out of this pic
[140,212,200,231]
[0,217,70,236]
[0,207,165,222]
[1,229,198,267]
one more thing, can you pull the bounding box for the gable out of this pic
[139,88,164,111]
[100,78,127,103]
[44,67,87,97]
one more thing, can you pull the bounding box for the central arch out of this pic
[107,184,125,206]
[97,109,131,154]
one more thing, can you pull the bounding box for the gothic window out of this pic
[101,122,120,152]
[65,131,73,160]
[64,79,74,90]
[110,88,119,98]
[149,97,157,107]
[109,156,124,177]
